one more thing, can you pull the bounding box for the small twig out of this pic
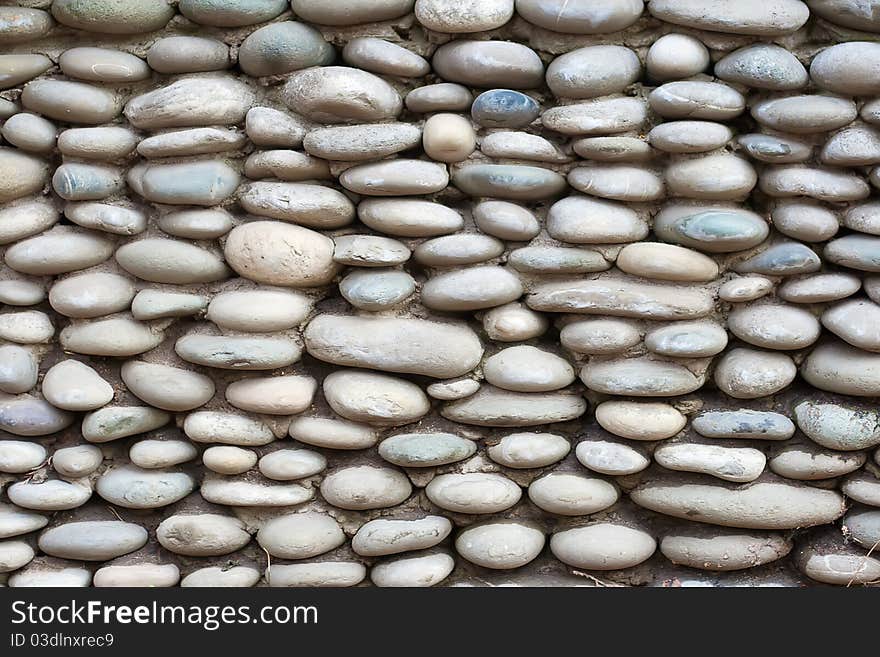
[262,545,272,585]
[847,537,880,588]
[571,570,627,587]
[106,505,124,522]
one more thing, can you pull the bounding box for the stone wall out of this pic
[0,0,879,588]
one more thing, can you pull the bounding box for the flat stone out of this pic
[352,516,452,556]
[379,433,476,467]
[96,466,194,509]
[794,400,880,450]
[486,432,570,468]
[632,475,845,529]
[595,401,686,441]
[456,522,544,569]
[320,466,412,510]
[257,512,343,559]
[82,406,170,443]
[38,522,147,561]
[441,385,587,426]
[184,411,274,446]
[426,473,521,513]
[528,473,618,516]
[714,348,796,399]
[575,439,650,475]
[551,524,656,570]
[801,341,880,396]
[693,410,795,440]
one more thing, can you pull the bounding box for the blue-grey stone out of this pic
[379,433,477,467]
[471,89,540,128]
[735,243,821,276]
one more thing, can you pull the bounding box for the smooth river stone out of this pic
[0,441,45,474]
[541,97,648,135]
[352,516,452,557]
[486,432,570,468]
[456,522,544,570]
[147,36,230,74]
[207,290,312,332]
[452,164,566,201]
[801,341,880,396]
[516,0,643,33]
[508,246,609,275]
[136,161,239,206]
[82,406,170,443]
[441,385,586,427]
[342,261,411,294]
[116,238,228,284]
[647,34,710,81]
[421,266,522,311]
[547,195,648,244]
[23,80,122,124]
[157,514,250,557]
[333,235,410,267]
[432,41,543,89]
[182,566,260,588]
[238,182,354,229]
[715,44,808,90]
[551,524,656,570]
[426,473,521,514]
[303,123,422,161]
[0,200,58,245]
[360,198,464,237]
[224,221,338,287]
[304,314,483,378]
[340,160,448,196]
[239,21,333,77]
[370,553,455,588]
[121,361,214,412]
[60,317,164,357]
[130,440,198,469]
[528,472,618,516]
[415,234,504,266]
[52,0,173,33]
[343,36,429,77]
[0,345,38,394]
[0,504,48,539]
[727,304,821,350]
[810,42,880,96]
[320,466,412,510]
[483,345,575,392]
[759,165,869,203]
[290,0,414,25]
[59,47,149,83]
[184,411,274,446]
[568,164,664,202]
[131,290,208,320]
[595,401,686,440]
[718,277,774,302]
[42,360,113,411]
[0,396,74,436]
[779,274,860,303]
[661,527,793,571]
[96,466,194,509]
[0,149,48,203]
[288,417,379,450]
[648,0,809,35]
[379,433,476,467]
[648,121,732,154]
[546,46,641,99]
[267,562,365,588]
[824,235,880,272]
[415,0,513,32]
[471,89,540,128]
[527,278,714,320]
[738,134,813,165]
[576,439,650,475]
[50,445,102,477]
[844,509,880,549]
[693,410,795,440]
[483,303,549,342]
[794,400,880,451]
[125,78,254,129]
[617,243,718,282]
[38,522,147,561]
[654,443,766,483]
[653,205,769,253]
[281,67,402,123]
[323,369,429,426]
[822,299,880,351]
[7,480,91,511]
[580,356,704,397]
[770,443,865,480]
[0,7,52,43]
[631,476,846,529]
[714,348,797,399]
[257,512,343,559]
[649,81,745,121]
[665,154,756,200]
[735,243,821,276]
[202,446,257,475]
[201,476,312,507]
[259,449,325,481]
[644,321,728,357]
[751,95,857,134]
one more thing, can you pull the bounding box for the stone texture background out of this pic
[0,0,879,587]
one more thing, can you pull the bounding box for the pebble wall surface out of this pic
[1,0,880,588]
